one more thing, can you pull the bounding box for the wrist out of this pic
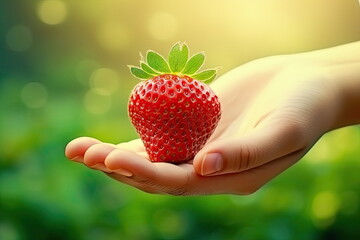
[288,41,360,132]
[299,42,360,129]
[334,74,360,128]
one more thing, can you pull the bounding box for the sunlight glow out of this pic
[147,12,178,41]
[97,21,129,52]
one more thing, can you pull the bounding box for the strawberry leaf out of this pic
[130,66,154,79]
[191,69,217,81]
[169,43,188,73]
[141,62,159,75]
[146,51,171,73]
[129,43,219,83]
[203,73,217,83]
[182,53,205,75]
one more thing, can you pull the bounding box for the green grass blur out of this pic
[1,0,360,239]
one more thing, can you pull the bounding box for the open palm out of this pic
[65,54,337,195]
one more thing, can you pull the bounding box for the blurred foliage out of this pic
[1,0,360,239]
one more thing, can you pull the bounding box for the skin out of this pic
[65,41,360,196]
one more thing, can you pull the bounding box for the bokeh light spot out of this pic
[90,68,119,95]
[6,25,33,52]
[37,0,67,25]
[21,82,48,108]
[84,88,111,114]
[97,21,129,51]
[312,191,339,221]
[148,12,178,40]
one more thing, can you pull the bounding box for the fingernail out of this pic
[70,156,82,162]
[115,168,133,177]
[201,153,223,176]
[90,163,111,173]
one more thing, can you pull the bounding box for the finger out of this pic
[104,149,192,195]
[65,137,101,161]
[105,150,301,196]
[193,122,306,176]
[117,139,145,152]
[83,143,117,166]
[103,146,305,196]
[214,149,305,195]
[82,143,117,172]
[88,163,113,173]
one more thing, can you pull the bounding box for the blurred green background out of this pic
[1,0,360,239]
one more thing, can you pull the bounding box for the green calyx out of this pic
[129,42,218,82]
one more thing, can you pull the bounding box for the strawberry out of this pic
[128,43,221,163]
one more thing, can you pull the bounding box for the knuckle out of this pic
[103,149,121,167]
[133,169,192,196]
[135,179,190,196]
[166,171,192,196]
[166,179,191,196]
[84,142,102,154]
[135,177,153,185]
[166,187,189,196]
[138,187,158,194]
[234,144,259,171]
[83,143,103,165]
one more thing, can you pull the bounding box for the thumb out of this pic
[193,123,306,176]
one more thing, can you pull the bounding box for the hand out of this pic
[65,42,360,195]
[193,55,338,176]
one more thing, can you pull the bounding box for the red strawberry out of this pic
[128,43,221,163]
